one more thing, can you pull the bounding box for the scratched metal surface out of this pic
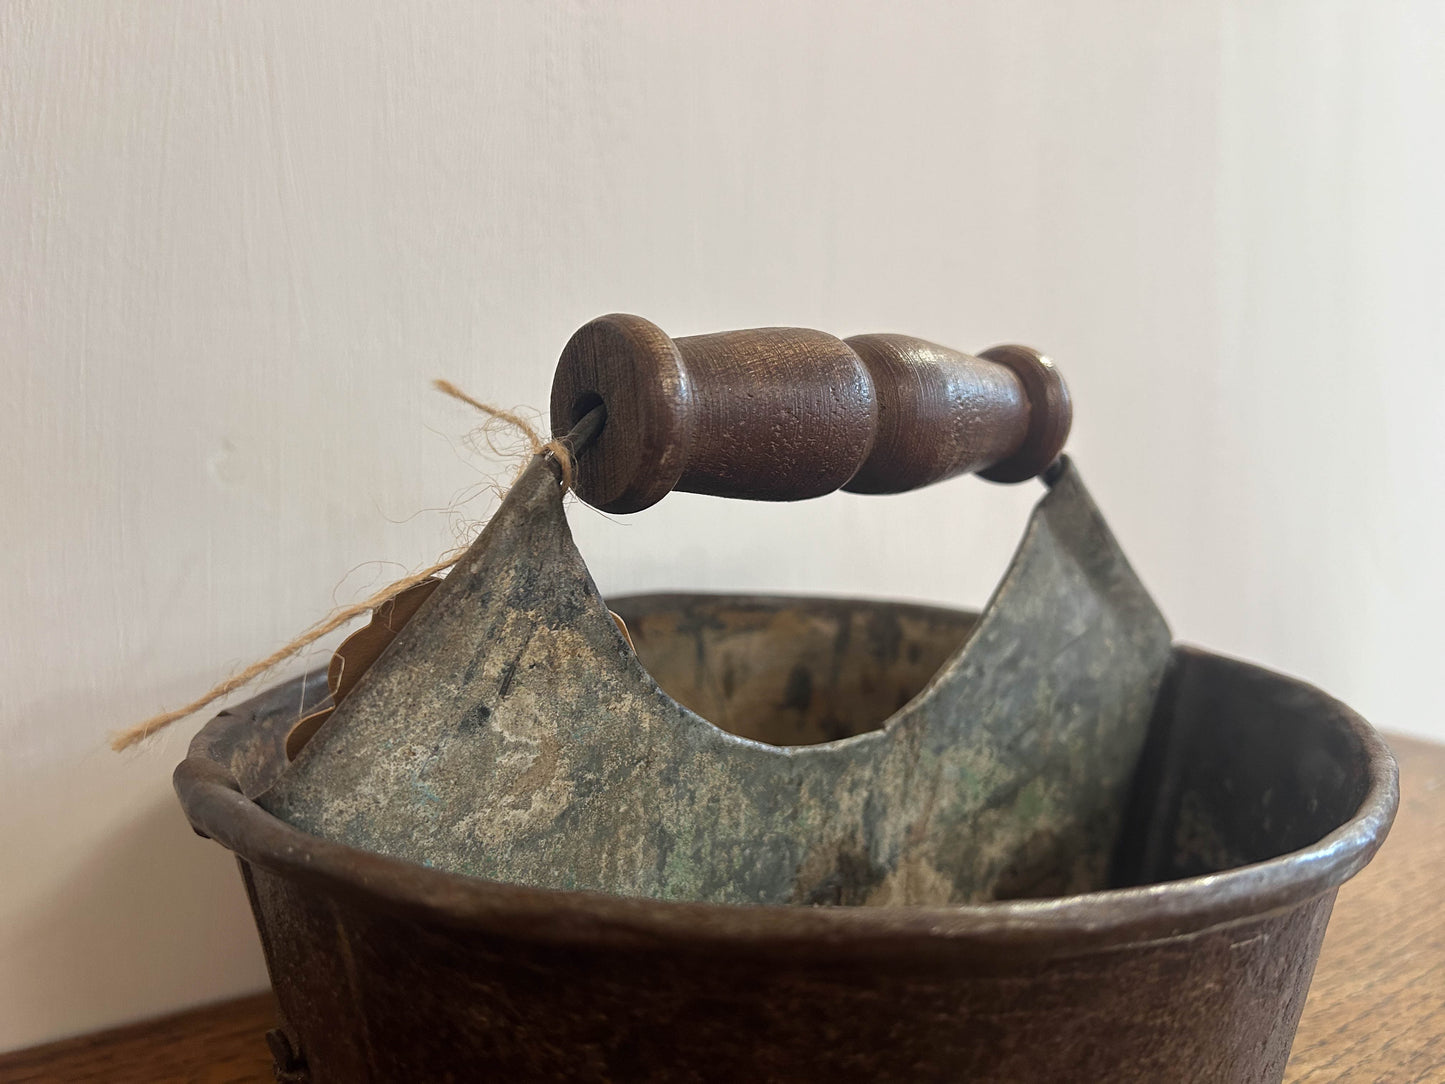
[259,456,1172,905]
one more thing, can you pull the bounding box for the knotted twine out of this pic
[109,380,575,752]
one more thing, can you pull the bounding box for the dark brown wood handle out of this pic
[550,314,1071,513]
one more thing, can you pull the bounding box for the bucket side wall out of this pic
[245,861,1334,1083]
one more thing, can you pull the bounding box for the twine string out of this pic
[110,381,572,752]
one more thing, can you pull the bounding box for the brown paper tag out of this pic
[611,610,634,650]
[285,577,442,760]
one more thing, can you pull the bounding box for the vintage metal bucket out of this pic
[175,317,1398,1081]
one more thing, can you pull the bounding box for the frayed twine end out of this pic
[430,379,574,492]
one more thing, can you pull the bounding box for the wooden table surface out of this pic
[2,735,1440,1083]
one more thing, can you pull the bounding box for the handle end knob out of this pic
[550,314,695,513]
[975,345,1072,483]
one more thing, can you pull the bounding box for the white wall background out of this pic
[2,0,1441,1052]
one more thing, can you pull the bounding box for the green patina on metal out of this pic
[259,455,1171,906]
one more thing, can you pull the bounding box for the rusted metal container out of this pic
[174,317,1398,1080]
[177,602,1396,1083]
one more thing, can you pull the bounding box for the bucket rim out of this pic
[174,643,1398,963]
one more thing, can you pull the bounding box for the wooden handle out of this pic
[550,314,1071,513]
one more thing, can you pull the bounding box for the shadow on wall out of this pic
[4,787,269,1049]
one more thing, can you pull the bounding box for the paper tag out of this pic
[285,577,442,760]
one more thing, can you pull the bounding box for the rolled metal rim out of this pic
[175,646,1398,964]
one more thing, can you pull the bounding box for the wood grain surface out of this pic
[2,735,1438,1083]
[1284,734,1444,1082]
[0,994,275,1083]
[549,314,1071,512]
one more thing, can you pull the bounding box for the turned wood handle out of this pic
[550,314,1071,513]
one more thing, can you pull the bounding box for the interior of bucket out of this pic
[615,594,976,748]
